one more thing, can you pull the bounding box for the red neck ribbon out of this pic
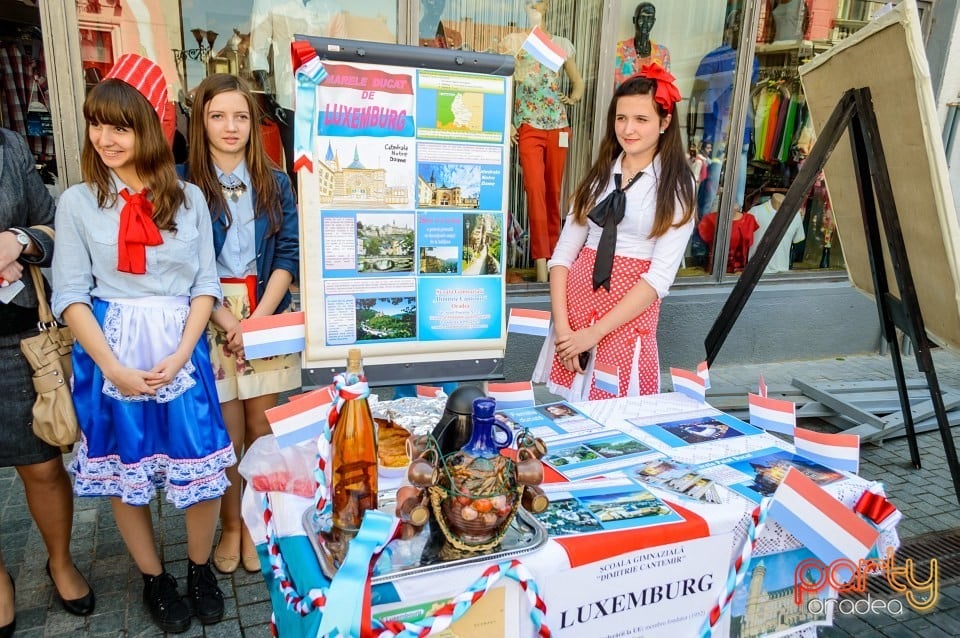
[117,188,163,274]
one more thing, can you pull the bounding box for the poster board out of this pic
[799,0,960,353]
[293,38,515,385]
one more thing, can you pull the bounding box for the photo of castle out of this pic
[731,549,831,638]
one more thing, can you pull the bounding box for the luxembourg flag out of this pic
[696,361,711,389]
[593,361,620,395]
[521,26,568,72]
[265,386,334,448]
[416,385,443,399]
[794,427,860,474]
[758,374,768,398]
[485,381,536,409]
[748,392,796,435]
[241,311,305,360]
[669,367,706,403]
[508,308,551,337]
[769,468,879,566]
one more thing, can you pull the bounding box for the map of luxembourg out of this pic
[436,91,484,131]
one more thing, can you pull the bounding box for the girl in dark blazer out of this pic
[183,74,300,574]
[0,128,95,633]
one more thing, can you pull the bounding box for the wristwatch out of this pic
[5,228,30,253]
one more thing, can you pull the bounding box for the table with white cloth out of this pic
[242,392,899,638]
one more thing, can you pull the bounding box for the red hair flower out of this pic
[638,63,682,114]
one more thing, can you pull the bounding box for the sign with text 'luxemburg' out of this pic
[542,534,731,637]
[294,38,514,379]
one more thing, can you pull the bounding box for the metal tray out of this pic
[302,492,548,584]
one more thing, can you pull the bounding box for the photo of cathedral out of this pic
[316,141,410,208]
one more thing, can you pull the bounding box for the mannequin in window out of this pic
[771,0,806,42]
[688,9,759,219]
[249,0,347,178]
[500,1,584,282]
[697,205,759,273]
[748,193,805,273]
[614,2,671,89]
[419,0,449,47]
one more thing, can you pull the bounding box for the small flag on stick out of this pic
[748,393,796,435]
[521,26,568,72]
[484,381,536,409]
[769,468,879,566]
[593,361,620,395]
[415,385,443,399]
[241,311,305,360]
[670,367,706,403]
[508,308,551,337]
[265,387,334,448]
[696,361,711,389]
[794,427,860,474]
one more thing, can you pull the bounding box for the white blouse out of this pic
[548,154,694,298]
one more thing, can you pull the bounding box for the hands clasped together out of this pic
[554,324,603,374]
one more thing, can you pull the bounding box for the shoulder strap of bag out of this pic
[26,225,55,326]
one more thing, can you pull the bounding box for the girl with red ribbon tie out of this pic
[181,74,300,576]
[51,54,234,633]
[533,63,695,399]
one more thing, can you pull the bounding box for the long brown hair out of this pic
[571,76,694,237]
[187,74,282,235]
[81,79,185,231]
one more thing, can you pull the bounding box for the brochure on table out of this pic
[495,401,605,441]
[296,44,513,371]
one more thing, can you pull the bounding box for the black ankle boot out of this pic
[142,571,191,633]
[186,559,224,625]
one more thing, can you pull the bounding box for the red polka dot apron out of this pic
[549,247,661,399]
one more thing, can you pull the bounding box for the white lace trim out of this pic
[70,439,236,508]
[101,301,197,403]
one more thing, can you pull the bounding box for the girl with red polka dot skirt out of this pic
[532,64,695,401]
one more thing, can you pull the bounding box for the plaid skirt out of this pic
[0,330,61,467]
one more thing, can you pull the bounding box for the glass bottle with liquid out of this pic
[331,348,378,532]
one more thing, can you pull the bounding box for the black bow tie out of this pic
[587,171,641,291]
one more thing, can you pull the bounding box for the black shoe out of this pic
[0,572,14,638]
[142,571,191,633]
[45,560,95,616]
[186,559,224,625]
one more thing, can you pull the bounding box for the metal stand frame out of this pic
[704,88,960,503]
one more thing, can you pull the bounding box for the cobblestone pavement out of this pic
[3,349,960,636]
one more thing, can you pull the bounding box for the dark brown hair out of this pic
[187,74,282,235]
[81,79,184,231]
[570,76,695,237]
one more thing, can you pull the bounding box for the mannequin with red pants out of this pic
[501,1,584,282]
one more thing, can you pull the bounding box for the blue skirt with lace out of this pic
[69,297,236,508]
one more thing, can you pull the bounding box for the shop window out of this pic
[1,2,58,188]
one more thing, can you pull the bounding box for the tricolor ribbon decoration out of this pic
[291,40,328,174]
[699,499,772,637]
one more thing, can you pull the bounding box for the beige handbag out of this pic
[18,227,79,450]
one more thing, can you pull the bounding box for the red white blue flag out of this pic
[593,361,620,396]
[521,26,568,73]
[748,392,796,435]
[769,468,879,566]
[485,381,536,409]
[415,385,443,399]
[241,311,305,360]
[696,361,711,389]
[758,374,768,398]
[670,367,706,403]
[265,386,334,448]
[508,308,551,337]
[794,427,860,474]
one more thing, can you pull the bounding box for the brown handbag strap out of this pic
[25,225,55,326]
